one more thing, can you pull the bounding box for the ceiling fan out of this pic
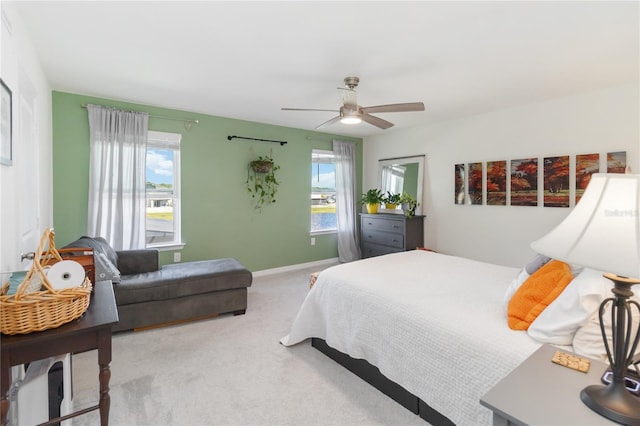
[282,76,425,130]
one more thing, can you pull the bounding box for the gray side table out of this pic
[481,344,618,425]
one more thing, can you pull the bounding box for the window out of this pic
[311,149,337,233]
[145,130,182,247]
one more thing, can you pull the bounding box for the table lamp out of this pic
[531,173,640,424]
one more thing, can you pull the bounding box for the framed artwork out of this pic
[575,153,599,204]
[454,164,465,204]
[543,155,569,207]
[0,79,12,166]
[486,160,507,205]
[510,158,538,206]
[607,151,627,173]
[468,162,483,205]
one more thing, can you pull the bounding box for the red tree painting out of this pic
[576,153,599,204]
[607,151,627,174]
[510,158,538,206]
[487,160,506,205]
[543,156,569,207]
[468,162,483,205]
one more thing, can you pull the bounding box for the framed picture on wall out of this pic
[0,79,12,166]
[454,163,465,204]
[467,162,483,205]
[486,160,507,205]
[510,158,538,206]
[543,155,569,207]
[576,153,599,204]
[607,151,627,173]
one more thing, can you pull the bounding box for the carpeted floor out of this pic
[70,265,427,425]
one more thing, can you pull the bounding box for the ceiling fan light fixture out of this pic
[341,116,362,125]
[340,107,362,124]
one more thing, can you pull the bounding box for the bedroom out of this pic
[0,1,639,425]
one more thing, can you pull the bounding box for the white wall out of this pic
[364,84,639,268]
[0,3,52,271]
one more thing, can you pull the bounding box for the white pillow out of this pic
[573,298,640,362]
[527,268,609,345]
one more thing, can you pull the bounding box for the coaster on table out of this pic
[551,350,590,373]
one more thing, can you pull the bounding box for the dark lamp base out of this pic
[581,382,640,425]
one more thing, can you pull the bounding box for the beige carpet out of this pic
[70,265,426,426]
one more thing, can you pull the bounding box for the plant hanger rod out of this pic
[227,135,287,146]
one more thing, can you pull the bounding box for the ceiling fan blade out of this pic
[362,113,394,130]
[282,108,340,112]
[361,102,425,114]
[316,115,342,129]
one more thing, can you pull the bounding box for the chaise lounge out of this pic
[63,236,253,332]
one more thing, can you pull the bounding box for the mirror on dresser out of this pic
[378,155,424,215]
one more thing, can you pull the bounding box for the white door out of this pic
[17,70,40,268]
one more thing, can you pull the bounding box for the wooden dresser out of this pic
[360,213,425,258]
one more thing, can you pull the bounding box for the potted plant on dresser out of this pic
[383,191,401,210]
[399,192,419,218]
[360,188,384,214]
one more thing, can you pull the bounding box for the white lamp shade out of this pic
[530,173,640,279]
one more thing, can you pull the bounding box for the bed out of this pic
[280,250,581,425]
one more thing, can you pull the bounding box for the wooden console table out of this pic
[1,281,119,425]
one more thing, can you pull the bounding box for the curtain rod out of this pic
[81,104,199,128]
[227,135,288,146]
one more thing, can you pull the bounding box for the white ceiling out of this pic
[10,1,640,137]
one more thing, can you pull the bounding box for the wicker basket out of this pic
[0,228,92,335]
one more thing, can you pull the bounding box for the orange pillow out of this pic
[507,260,573,330]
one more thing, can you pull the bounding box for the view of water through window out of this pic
[311,151,337,232]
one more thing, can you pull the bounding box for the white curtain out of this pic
[381,164,406,195]
[87,104,149,250]
[333,139,361,262]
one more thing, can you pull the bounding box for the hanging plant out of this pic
[246,154,280,211]
[251,159,274,173]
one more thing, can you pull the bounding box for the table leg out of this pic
[0,353,9,426]
[97,329,112,426]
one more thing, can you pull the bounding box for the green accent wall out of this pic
[52,92,362,271]
[403,163,419,199]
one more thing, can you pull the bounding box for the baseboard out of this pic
[252,257,339,278]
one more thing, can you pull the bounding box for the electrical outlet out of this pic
[311,237,316,246]
[173,252,181,263]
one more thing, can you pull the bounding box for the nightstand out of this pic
[480,344,617,425]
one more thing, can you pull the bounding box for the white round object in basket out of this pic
[46,260,85,290]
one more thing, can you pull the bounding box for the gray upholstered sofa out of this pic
[63,236,253,332]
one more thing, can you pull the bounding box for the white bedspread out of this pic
[281,250,544,425]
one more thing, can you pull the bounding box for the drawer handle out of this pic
[392,239,399,243]
[392,225,400,229]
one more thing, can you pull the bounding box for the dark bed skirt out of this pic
[311,338,455,426]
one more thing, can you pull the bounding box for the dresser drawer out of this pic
[361,229,404,249]
[361,216,404,234]
[359,213,425,259]
[362,243,402,258]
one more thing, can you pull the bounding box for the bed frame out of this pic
[311,338,455,425]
